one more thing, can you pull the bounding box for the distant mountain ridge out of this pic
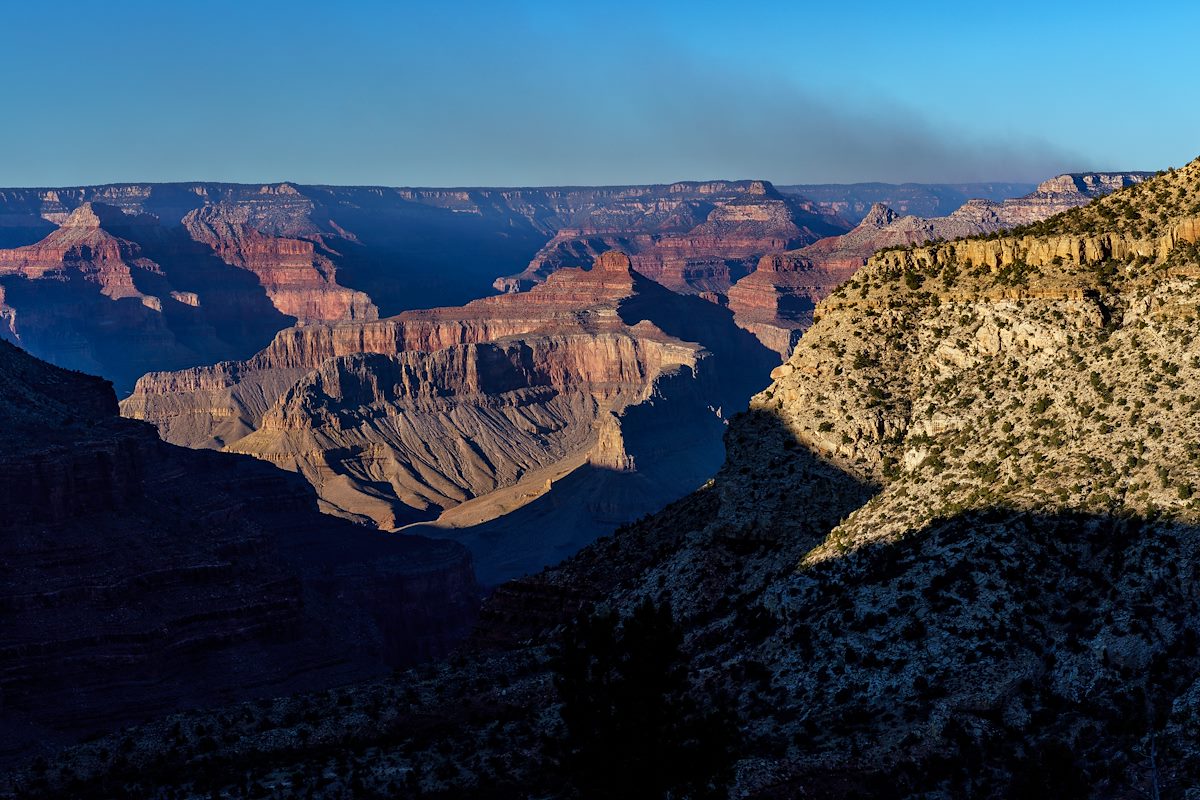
[778,180,1039,223]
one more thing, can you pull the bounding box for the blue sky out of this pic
[2,0,1196,186]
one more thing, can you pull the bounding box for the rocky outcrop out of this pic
[870,210,1200,276]
[722,201,933,357]
[0,203,162,298]
[0,339,478,760]
[682,158,1200,794]
[723,252,844,357]
[125,251,777,583]
[821,172,1153,266]
[0,203,299,392]
[230,334,701,530]
[725,173,1153,356]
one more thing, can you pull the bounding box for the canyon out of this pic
[1,166,1180,796]
[23,159,1200,798]
[0,174,1120,394]
[0,180,838,393]
[3,171,1139,590]
[491,180,847,295]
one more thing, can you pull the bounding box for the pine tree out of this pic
[553,600,735,799]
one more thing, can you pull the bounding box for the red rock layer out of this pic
[725,252,858,358]
[123,250,653,447]
[0,203,312,392]
[0,180,835,391]
[183,204,376,322]
[0,203,160,301]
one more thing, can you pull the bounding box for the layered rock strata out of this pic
[727,172,1152,357]
[491,180,846,295]
[0,180,828,390]
[125,252,777,582]
[19,161,1200,799]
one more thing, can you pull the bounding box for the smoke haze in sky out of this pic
[0,0,1194,186]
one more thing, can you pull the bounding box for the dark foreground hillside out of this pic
[0,340,479,763]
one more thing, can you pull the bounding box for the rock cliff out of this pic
[0,180,826,392]
[0,339,478,762]
[0,175,1129,394]
[520,156,1200,796]
[0,202,307,391]
[182,203,377,322]
[125,251,778,583]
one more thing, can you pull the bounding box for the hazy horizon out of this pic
[0,176,1060,191]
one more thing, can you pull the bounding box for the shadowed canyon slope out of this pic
[40,157,1200,798]
[724,171,1152,356]
[0,339,478,761]
[480,158,1200,796]
[124,252,779,583]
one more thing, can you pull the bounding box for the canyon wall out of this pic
[125,252,778,583]
[0,180,838,393]
[491,180,847,295]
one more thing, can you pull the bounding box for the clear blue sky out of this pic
[2,0,1196,186]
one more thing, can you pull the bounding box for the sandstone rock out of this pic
[0,203,299,392]
[182,203,377,323]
